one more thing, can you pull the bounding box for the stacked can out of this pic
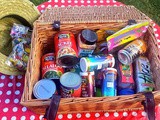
[60,72,82,98]
[42,53,64,79]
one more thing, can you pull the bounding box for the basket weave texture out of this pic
[0,0,40,75]
[21,6,160,114]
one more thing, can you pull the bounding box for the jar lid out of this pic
[33,79,56,99]
[81,29,97,45]
[60,72,82,89]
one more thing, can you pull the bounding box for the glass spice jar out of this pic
[77,29,98,57]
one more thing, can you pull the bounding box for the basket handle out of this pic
[142,92,155,120]
[43,92,155,120]
[43,95,61,120]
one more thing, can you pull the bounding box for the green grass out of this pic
[30,0,160,25]
[30,0,47,6]
[117,0,160,25]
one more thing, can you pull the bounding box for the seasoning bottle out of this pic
[88,71,95,97]
[80,72,89,97]
[118,39,147,65]
[78,29,98,57]
[102,68,117,96]
[95,70,103,97]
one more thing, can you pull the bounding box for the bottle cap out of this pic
[80,29,97,45]
[33,79,56,99]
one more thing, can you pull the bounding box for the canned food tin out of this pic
[33,79,56,99]
[102,68,117,96]
[42,53,64,79]
[54,31,79,67]
[118,39,147,65]
[60,72,82,98]
[80,54,115,72]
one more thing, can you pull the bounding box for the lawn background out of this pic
[30,0,160,25]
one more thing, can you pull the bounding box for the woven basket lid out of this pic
[0,0,40,75]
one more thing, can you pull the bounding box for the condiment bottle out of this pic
[102,68,117,96]
[80,72,89,97]
[78,29,97,57]
[87,71,95,97]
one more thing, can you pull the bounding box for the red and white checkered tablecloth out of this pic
[0,0,160,120]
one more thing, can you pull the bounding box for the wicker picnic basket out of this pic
[21,6,160,116]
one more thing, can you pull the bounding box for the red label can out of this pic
[60,72,82,98]
[54,31,79,67]
[42,53,64,79]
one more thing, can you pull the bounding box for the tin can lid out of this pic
[80,72,88,76]
[58,55,79,68]
[118,50,132,65]
[81,29,97,45]
[33,79,56,99]
[80,57,88,72]
[60,72,82,89]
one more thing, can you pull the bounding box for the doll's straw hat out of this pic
[0,0,40,75]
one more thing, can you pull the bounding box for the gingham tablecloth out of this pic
[0,0,160,120]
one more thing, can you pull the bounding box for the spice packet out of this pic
[10,23,29,38]
[6,40,30,71]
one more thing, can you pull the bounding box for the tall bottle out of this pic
[102,68,117,96]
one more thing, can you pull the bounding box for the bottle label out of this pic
[81,76,89,97]
[120,64,134,83]
[102,71,117,96]
[78,47,94,57]
[136,57,154,92]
